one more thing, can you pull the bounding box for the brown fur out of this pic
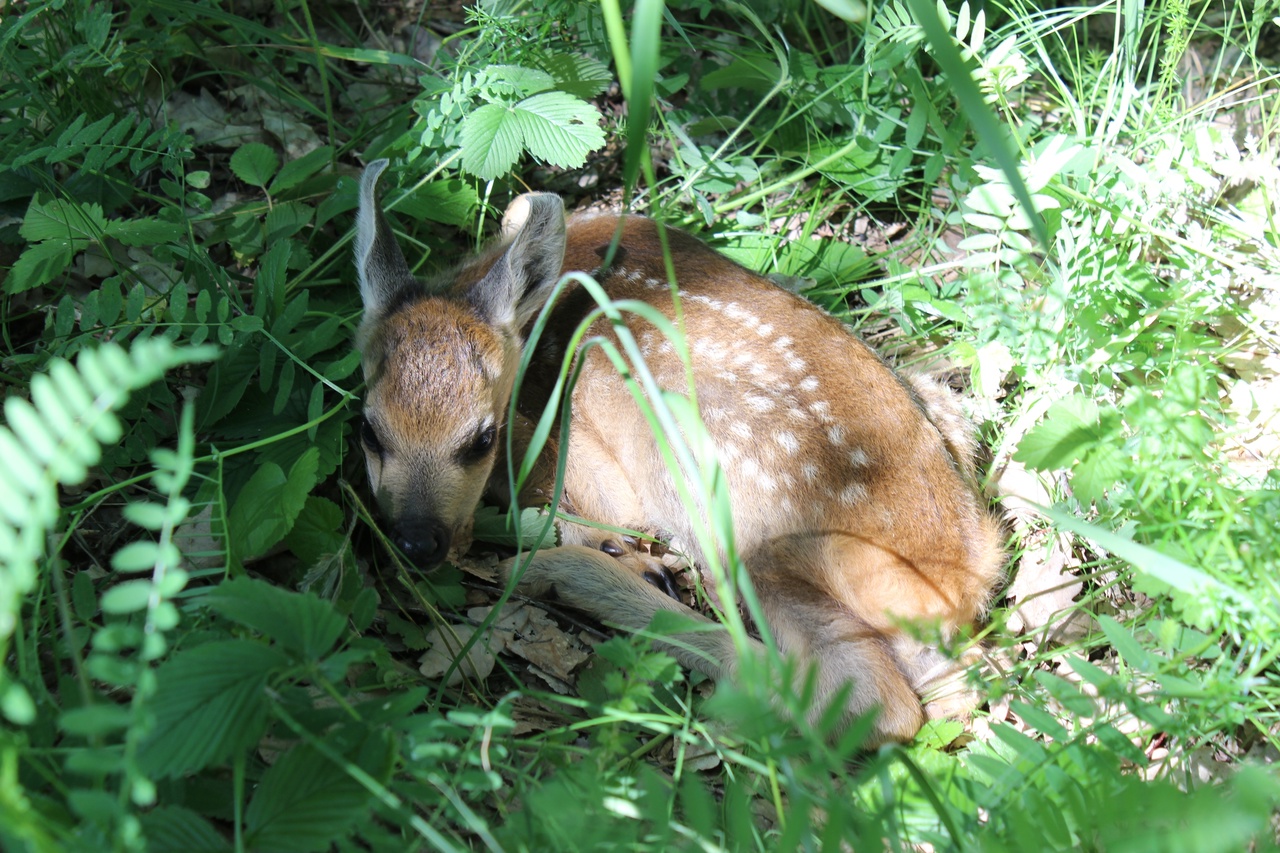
[354,161,1004,745]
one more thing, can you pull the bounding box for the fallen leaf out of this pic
[419,623,497,687]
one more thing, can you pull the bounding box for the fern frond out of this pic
[0,338,215,723]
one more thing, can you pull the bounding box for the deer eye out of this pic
[358,415,385,457]
[460,423,497,464]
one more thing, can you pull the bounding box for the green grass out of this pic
[1,0,1278,850]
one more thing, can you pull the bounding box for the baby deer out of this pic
[354,160,1004,744]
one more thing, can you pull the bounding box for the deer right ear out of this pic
[467,193,567,329]
[355,159,418,318]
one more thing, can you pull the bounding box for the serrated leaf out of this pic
[1012,395,1101,471]
[283,496,345,566]
[269,145,333,194]
[204,576,345,660]
[245,741,375,852]
[226,448,320,561]
[488,64,555,96]
[514,91,606,169]
[230,143,279,188]
[139,807,228,853]
[460,102,524,180]
[19,197,107,242]
[394,179,480,228]
[542,53,613,99]
[139,639,287,778]
[6,239,74,293]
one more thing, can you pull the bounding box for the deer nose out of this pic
[392,521,451,570]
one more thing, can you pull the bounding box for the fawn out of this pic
[354,159,1004,743]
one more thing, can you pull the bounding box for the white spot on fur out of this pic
[840,483,868,506]
[828,425,846,446]
[746,395,775,413]
[799,375,820,392]
[724,303,762,329]
[732,421,752,439]
[809,400,832,422]
[693,338,727,360]
[848,448,870,467]
[802,463,819,482]
[741,457,776,493]
[757,323,774,336]
[718,371,738,384]
[775,432,799,454]
[773,336,793,350]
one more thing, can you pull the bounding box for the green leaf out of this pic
[204,576,345,660]
[459,92,605,180]
[394,179,480,228]
[488,64,555,96]
[1008,700,1068,742]
[19,197,107,242]
[245,741,375,852]
[283,496,345,566]
[1,680,35,725]
[269,145,333,194]
[139,639,287,778]
[230,142,280,188]
[1044,508,1241,617]
[100,579,153,614]
[6,239,73,293]
[111,540,163,573]
[103,217,184,246]
[542,53,613,99]
[59,704,132,737]
[814,0,867,22]
[72,570,97,620]
[226,448,320,561]
[471,505,553,548]
[459,103,524,180]
[514,91,605,171]
[139,807,228,853]
[1012,395,1101,471]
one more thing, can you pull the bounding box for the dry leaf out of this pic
[419,623,497,687]
[482,602,590,681]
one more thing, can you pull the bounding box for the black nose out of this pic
[392,521,451,569]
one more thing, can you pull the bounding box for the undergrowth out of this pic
[1,0,1277,850]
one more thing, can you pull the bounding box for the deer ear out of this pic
[355,159,418,318]
[468,193,566,329]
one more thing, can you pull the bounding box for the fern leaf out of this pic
[0,339,215,723]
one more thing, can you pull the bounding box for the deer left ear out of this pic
[467,193,566,329]
[355,159,419,318]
